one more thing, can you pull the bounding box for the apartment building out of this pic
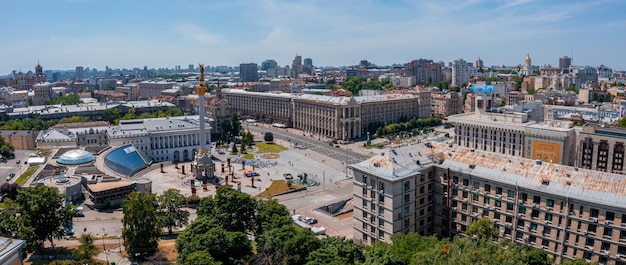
[578,125,626,174]
[138,81,173,100]
[351,141,626,265]
[221,89,294,126]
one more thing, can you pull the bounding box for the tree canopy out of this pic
[0,185,76,249]
[156,188,190,235]
[122,192,161,258]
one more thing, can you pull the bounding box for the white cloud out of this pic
[175,23,222,44]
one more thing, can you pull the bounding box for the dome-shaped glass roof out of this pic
[58,149,95,165]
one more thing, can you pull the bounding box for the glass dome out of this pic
[58,149,95,165]
[104,144,152,177]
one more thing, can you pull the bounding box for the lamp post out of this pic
[102,228,109,264]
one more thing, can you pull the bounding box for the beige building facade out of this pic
[352,142,626,265]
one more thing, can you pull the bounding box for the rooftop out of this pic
[351,142,626,209]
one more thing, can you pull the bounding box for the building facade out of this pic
[138,81,173,100]
[449,94,576,166]
[403,59,443,85]
[352,141,626,265]
[578,126,626,174]
[239,63,259,82]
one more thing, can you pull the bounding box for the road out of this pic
[246,125,370,165]
[0,150,32,185]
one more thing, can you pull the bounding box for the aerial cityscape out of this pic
[2,0,626,265]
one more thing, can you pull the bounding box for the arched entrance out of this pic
[173,150,180,163]
[183,149,189,161]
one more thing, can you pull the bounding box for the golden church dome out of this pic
[525,53,532,63]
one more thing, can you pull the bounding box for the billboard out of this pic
[531,141,561,164]
[472,84,495,93]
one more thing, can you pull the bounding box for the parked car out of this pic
[15,160,20,164]
[304,217,317,224]
[6,173,15,181]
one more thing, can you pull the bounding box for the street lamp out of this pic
[102,228,109,265]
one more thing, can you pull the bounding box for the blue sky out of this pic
[1,0,625,74]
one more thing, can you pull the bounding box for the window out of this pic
[517,219,525,228]
[484,184,491,193]
[544,227,551,235]
[607,211,615,221]
[585,238,594,247]
[463,191,469,199]
[531,209,539,219]
[473,193,479,201]
[591,208,599,218]
[604,227,613,238]
[516,231,524,239]
[363,200,368,207]
[546,199,554,208]
[496,187,502,195]
[484,197,490,205]
[404,181,410,191]
[379,207,384,216]
[589,224,597,234]
[507,203,514,211]
[494,212,500,220]
[521,193,528,201]
[507,189,515,198]
[362,187,367,195]
[545,213,553,222]
[473,181,480,190]
[453,176,458,184]
[463,178,469,186]
[506,215,513,223]
[519,206,527,215]
[529,223,538,232]
[495,200,502,207]
[533,195,541,204]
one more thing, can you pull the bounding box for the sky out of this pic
[1,0,625,74]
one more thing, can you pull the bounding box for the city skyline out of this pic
[2,0,625,74]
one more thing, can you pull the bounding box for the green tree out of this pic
[561,258,596,265]
[53,94,83,105]
[184,251,223,265]
[0,183,21,200]
[176,217,252,265]
[257,199,292,235]
[157,189,190,235]
[197,186,258,233]
[59,116,90,124]
[72,233,98,261]
[361,243,405,265]
[8,185,76,249]
[466,218,497,241]
[283,228,321,265]
[122,192,160,258]
[306,237,364,265]
[241,130,254,147]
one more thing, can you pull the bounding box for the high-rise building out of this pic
[291,55,303,78]
[403,59,443,85]
[239,63,259,82]
[475,58,484,69]
[303,58,313,67]
[188,64,195,71]
[575,66,598,89]
[559,56,572,72]
[75,66,84,81]
[261,59,278,71]
[7,63,46,90]
[451,59,475,86]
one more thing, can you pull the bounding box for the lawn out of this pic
[15,166,39,186]
[257,180,301,198]
[254,141,287,153]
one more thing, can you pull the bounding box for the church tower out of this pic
[524,53,532,76]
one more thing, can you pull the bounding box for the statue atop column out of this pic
[193,64,215,180]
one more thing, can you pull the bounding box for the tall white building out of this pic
[451,59,475,86]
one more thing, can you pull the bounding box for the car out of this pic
[15,160,20,164]
[24,160,27,165]
[304,217,317,224]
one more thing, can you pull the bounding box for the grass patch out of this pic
[15,166,39,186]
[256,180,303,198]
[242,154,254,159]
[362,142,386,149]
[254,142,287,153]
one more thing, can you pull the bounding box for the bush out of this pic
[264,132,274,142]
